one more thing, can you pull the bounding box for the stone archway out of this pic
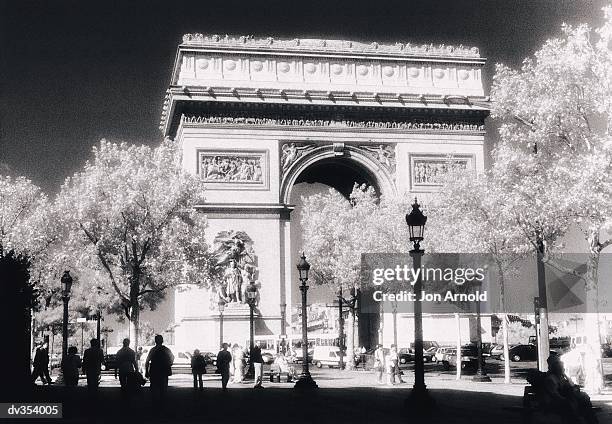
[281,144,397,205]
[283,144,394,348]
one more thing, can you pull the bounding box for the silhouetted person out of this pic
[190,349,206,390]
[116,338,138,393]
[145,335,174,407]
[82,339,104,393]
[542,355,598,424]
[216,343,232,390]
[62,346,81,387]
[31,343,52,385]
[250,341,264,388]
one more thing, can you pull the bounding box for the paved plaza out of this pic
[22,364,612,424]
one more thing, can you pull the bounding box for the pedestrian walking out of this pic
[191,349,206,390]
[62,346,81,387]
[145,335,174,407]
[360,346,367,370]
[217,343,232,390]
[374,344,385,384]
[390,344,404,383]
[250,341,264,388]
[385,348,395,385]
[116,338,138,393]
[232,344,244,383]
[31,342,53,385]
[82,339,104,393]
[136,346,144,374]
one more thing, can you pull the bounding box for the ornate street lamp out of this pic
[405,199,434,409]
[61,271,73,359]
[472,275,491,382]
[294,253,317,389]
[218,299,226,349]
[246,281,258,379]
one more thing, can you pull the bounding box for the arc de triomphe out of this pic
[160,34,489,351]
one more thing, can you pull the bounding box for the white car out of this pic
[312,346,344,368]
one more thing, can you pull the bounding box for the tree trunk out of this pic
[346,307,356,370]
[129,270,141,350]
[502,313,511,384]
[496,260,511,384]
[130,302,140,350]
[583,231,604,394]
[455,313,461,380]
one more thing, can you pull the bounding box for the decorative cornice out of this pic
[180,114,485,132]
[181,34,481,59]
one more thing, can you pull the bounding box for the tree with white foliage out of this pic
[433,168,530,383]
[57,139,212,348]
[490,6,612,392]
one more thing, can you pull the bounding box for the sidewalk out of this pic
[21,368,612,424]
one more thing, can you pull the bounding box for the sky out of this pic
[1,0,608,193]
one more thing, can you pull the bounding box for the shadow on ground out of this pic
[9,384,607,424]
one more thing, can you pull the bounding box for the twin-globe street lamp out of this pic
[294,253,318,389]
[404,198,435,409]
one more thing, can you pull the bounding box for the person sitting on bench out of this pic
[541,354,598,424]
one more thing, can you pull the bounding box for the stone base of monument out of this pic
[174,302,261,351]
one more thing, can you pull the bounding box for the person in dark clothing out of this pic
[82,339,104,393]
[62,346,81,387]
[145,335,174,406]
[216,343,232,390]
[116,338,138,393]
[190,349,207,390]
[31,343,53,385]
[541,354,598,424]
[250,341,264,388]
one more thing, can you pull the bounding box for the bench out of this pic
[504,383,600,424]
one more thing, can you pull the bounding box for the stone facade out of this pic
[161,35,489,351]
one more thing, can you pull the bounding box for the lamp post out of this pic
[61,271,73,359]
[294,253,317,389]
[218,299,226,349]
[405,198,434,409]
[472,276,491,382]
[246,281,258,379]
[337,286,344,370]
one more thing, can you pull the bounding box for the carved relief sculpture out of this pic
[411,155,470,186]
[280,142,316,173]
[210,230,259,309]
[358,144,396,173]
[198,150,266,186]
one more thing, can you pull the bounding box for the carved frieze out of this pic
[410,155,473,187]
[182,114,485,132]
[197,150,269,189]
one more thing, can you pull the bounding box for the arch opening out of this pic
[293,157,381,200]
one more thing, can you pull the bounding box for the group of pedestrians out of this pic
[215,341,265,390]
[373,344,404,385]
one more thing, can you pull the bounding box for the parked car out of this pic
[291,348,314,364]
[101,353,117,372]
[202,351,217,366]
[433,347,453,363]
[398,348,412,364]
[489,344,505,360]
[441,345,482,371]
[312,346,345,368]
[503,344,537,362]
